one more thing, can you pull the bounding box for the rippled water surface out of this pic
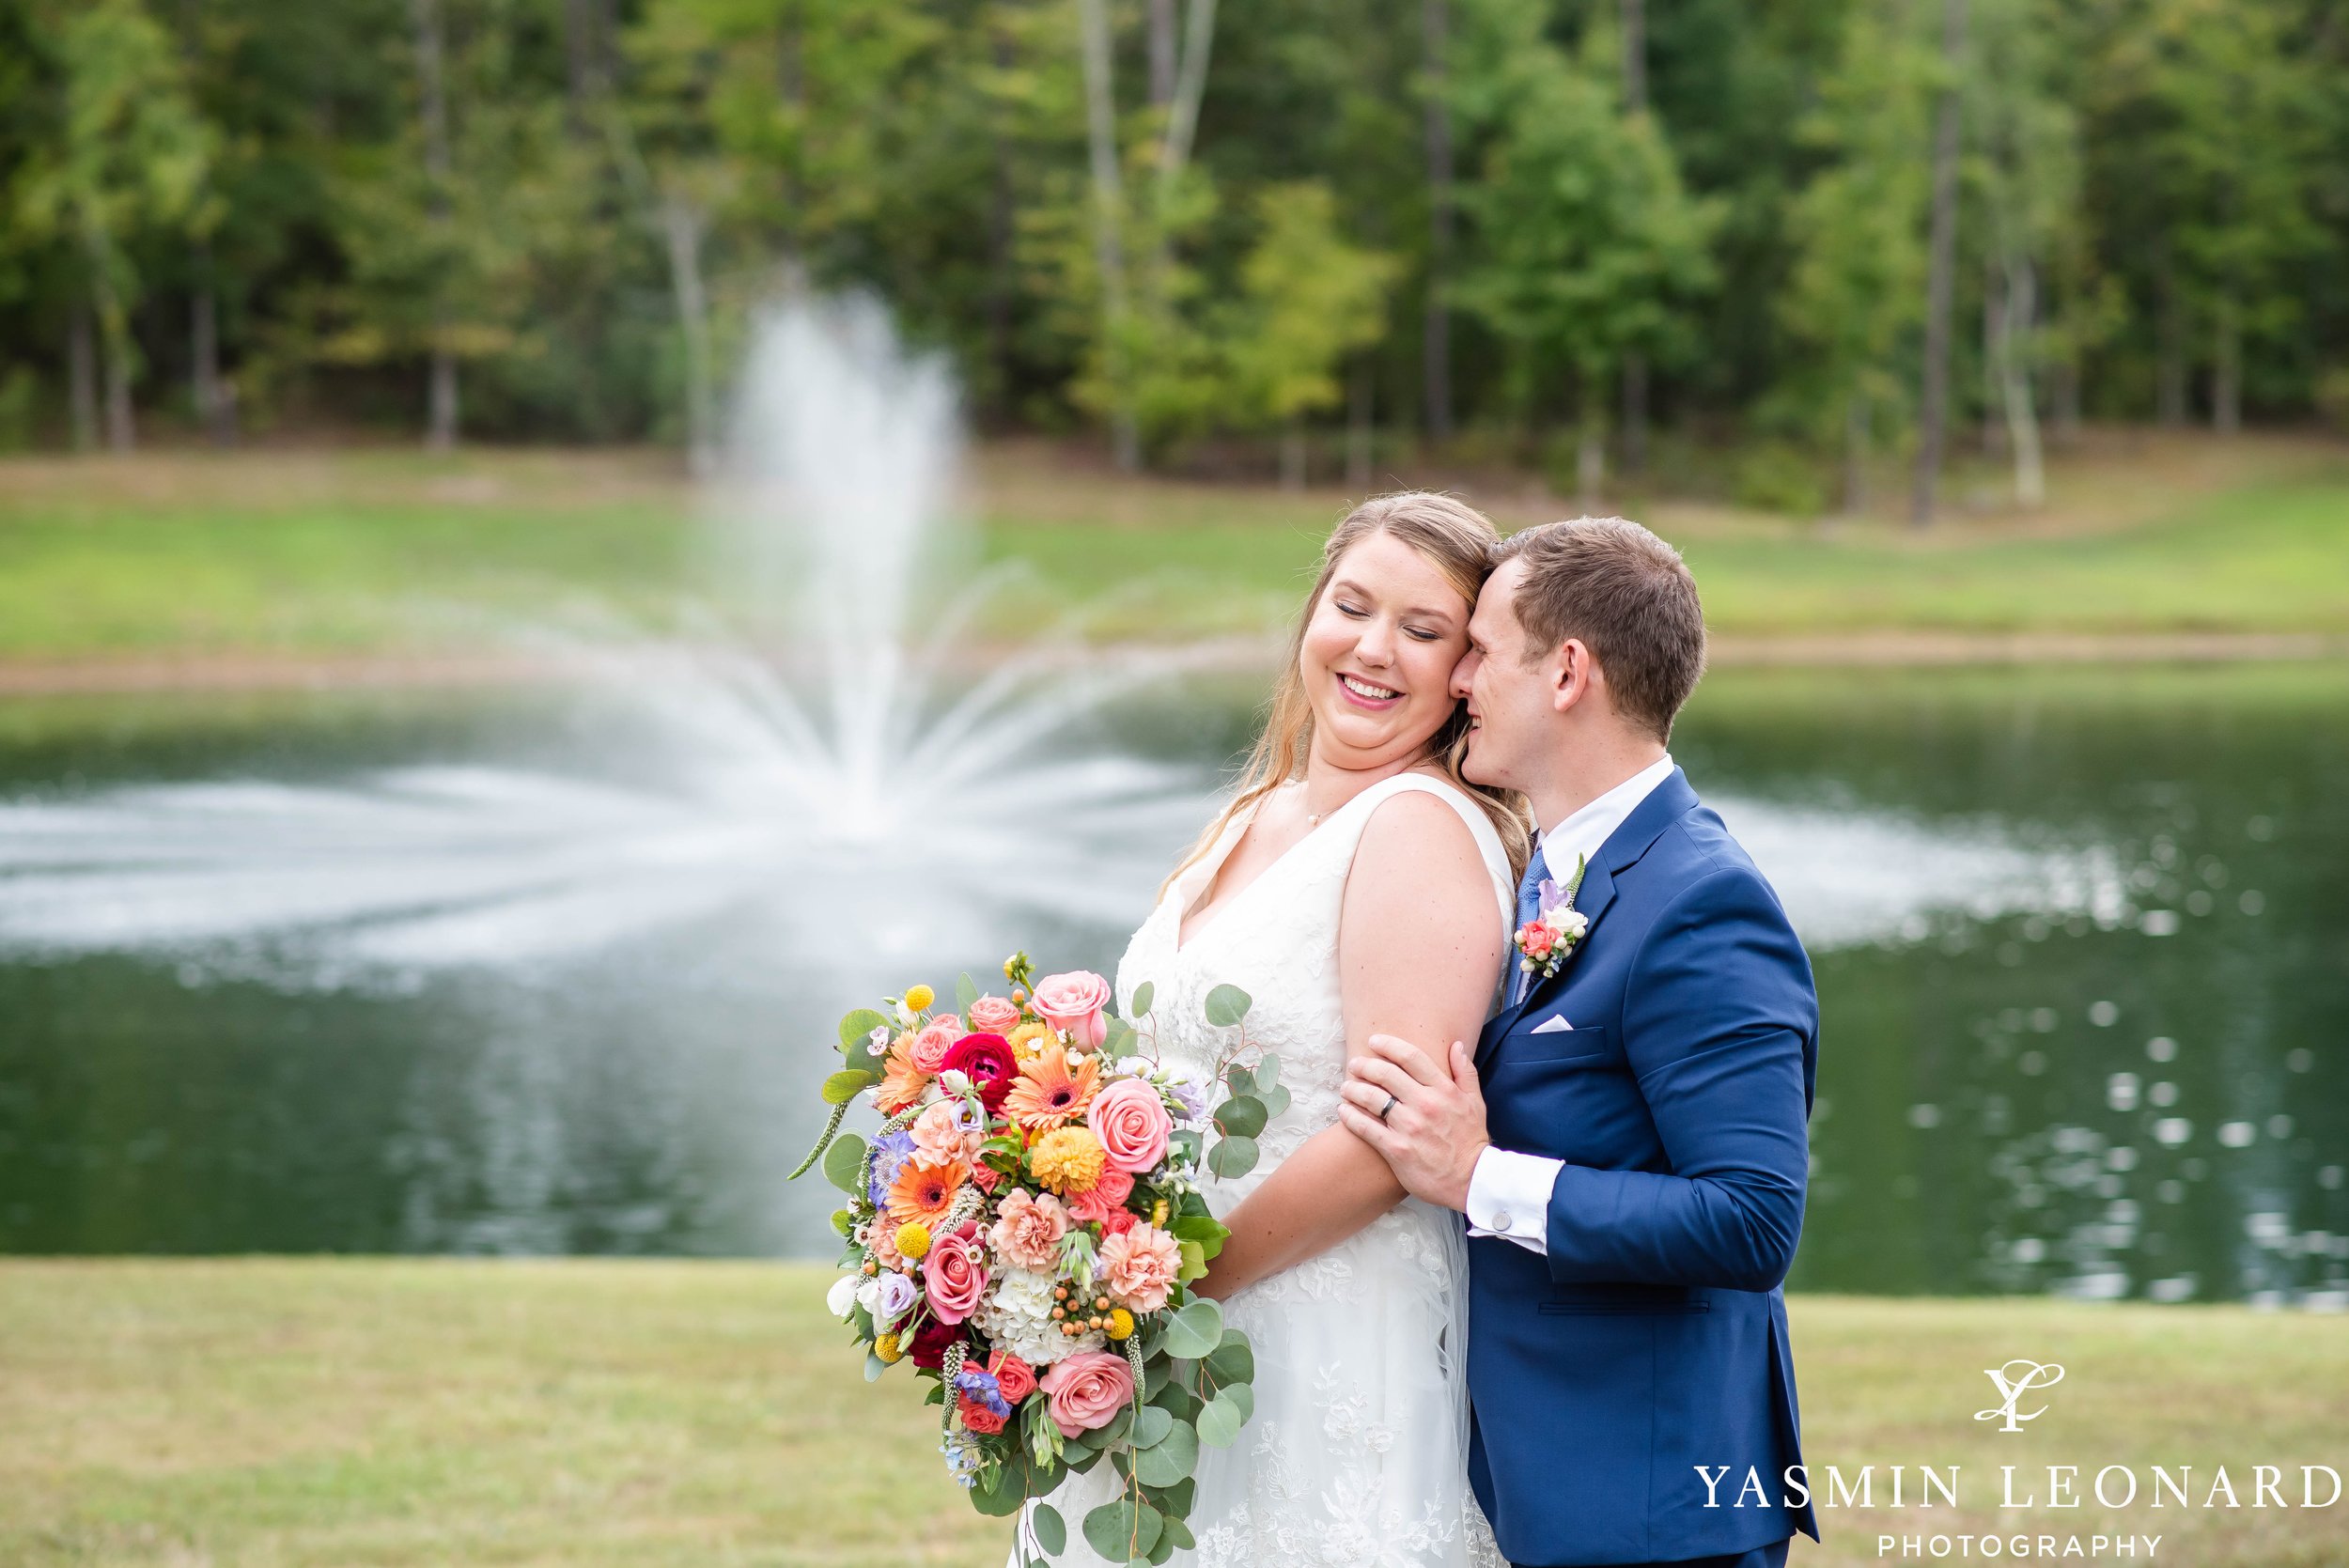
[1,662,2342,1303]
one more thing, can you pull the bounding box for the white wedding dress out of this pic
[1029,772,1512,1568]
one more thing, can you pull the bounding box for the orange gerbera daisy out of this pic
[886,1156,966,1229]
[873,1040,928,1115]
[1003,1043,1101,1131]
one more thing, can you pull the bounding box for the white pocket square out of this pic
[1531,1013,1574,1034]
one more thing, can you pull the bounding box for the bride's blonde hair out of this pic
[1165,492,1532,895]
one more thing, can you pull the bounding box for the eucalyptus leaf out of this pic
[971,1464,1029,1517]
[1143,1477,1196,1518]
[838,1008,891,1050]
[1133,1420,1198,1486]
[863,1352,888,1383]
[1206,1134,1258,1180]
[1203,984,1252,1028]
[1031,1503,1066,1554]
[1128,1405,1174,1449]
[1212,1094,1266,1138]
[1083,1500,1161,1562]
[1203,1329,1254,1385]
[1129,980,1155,1018]
[1254,1051,1281,1088]
[1175,1238,1207,1283]
[822,1132,868,1197]
[1147,1533,1175,1566]
[820,1068,875,1105]
[1159,1298,1224,1359]
[1258,1083,1292,1119]
[1194,1392,1243,1448]
[1223,1063,1255,1097]
[1159,1516,1196,1552]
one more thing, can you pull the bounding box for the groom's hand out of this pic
[1339,1034,1488,1213]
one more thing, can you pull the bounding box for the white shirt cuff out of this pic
[1465,1146,1562,1254]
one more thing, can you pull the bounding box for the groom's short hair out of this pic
[1496,517,1706,742]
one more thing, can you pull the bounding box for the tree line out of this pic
[2,0,2343,520]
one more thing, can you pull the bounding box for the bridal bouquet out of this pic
[795,953,1286,1565]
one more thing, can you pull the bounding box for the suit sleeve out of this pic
[1541,866,1816,1292]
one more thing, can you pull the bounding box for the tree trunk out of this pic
[985,29,1019,415]
[68,298,99,453]
[1616,0,1649,471]
[1577,401,1606,512]
[1346,362,1374,489]
[1076,0,1139,471]
[413,0,458,452]
[1997,254,2045,508]
[2155,257,2187,427]
[2211,291,2241,435]
[661,194,718,477]
[2050,355,2080,447]
[92,269,135,453]
[562,0,604,138]
[1155,0,1217,205]
[1843,389,1870,518]
[191,239,234,445]
[1981,262,2003,458]
[1910,0,1967,528]
[1421,0,1454,445]
[1147,0,1176,109]
[1280,424,1307,490]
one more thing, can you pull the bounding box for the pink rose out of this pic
[1031,970,1112,1049]
[910,1100,977,1165]
[908,1016,964,1075]
[923,1221,988,1325]
[1098,1220,1182,1314]
[967,995,1023,1034]
[987,1187,1070,1271]
[1087,1078,1172,1174]
[1066,1165,1134,1226]
[1039,1349,1134,1436]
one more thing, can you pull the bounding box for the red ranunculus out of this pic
[907,1314,962,1370]
[941,1032,1019,1111]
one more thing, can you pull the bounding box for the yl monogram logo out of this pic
[1975,1359,2066,1433]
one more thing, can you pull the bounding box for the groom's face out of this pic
[1452,559,1554,793]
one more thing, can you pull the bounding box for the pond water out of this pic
[0,661,2342,1305]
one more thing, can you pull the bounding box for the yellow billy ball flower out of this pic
[1107,1309,1135,1341]
[1150,1199,1170,1227]
[894,1221,932,1260]
[875,1332,905,1363]
[1004,1020,1055,1060]
[904,985,935,1013]
[1028,1125,1107,1194]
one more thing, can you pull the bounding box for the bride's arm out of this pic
[1196,791,1506,1299]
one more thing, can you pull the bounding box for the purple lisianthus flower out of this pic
[1166,1079,1210,1126]
[873,1269,919,1327]
[954,1367,1012,1418]
[867,1128,917,1208]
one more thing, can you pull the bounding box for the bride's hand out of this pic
[1338,1034,1489,1212]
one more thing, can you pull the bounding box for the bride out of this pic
[1032,492,1528,1567]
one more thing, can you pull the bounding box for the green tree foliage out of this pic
[0,0,2341,467]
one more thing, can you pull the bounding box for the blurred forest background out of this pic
[1,0,2345,520]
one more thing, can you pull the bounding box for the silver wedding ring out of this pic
[1379,1093,1399,1122]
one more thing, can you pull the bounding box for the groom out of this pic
[1339,518,1819,1568]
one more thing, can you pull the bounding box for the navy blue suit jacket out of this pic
[1468,768,1820,1567]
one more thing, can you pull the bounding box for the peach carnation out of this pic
[988,1188,1071,1271]
[1097,1220,1182,1314]
[910,1099,978,1164]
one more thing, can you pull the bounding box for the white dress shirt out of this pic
[1466,753,1676,1253]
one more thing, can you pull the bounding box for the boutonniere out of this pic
[1513,854,1590,984]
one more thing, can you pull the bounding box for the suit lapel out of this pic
[1479,768,1701,1063]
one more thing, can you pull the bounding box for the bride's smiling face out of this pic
[1299,531,1473,771]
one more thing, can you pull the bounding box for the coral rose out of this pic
[1087,1077,1173,1173]
[989,1352,1036,1405]
[957,1393,1007,1435]
[1038,1349,1134,1436]
[988,1187,1071,1271]
[967,995,1023,1034]
[940,1033,1019,1111]
[1066,1164,1133,1225]
[907,1015,963,1074]
[924,1220,988,1325]
[1098,1220,1182,1314]
[1031,970,1113,1048]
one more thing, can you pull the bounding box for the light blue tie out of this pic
[1510,844,1549,1003]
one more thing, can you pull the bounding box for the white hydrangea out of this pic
[976,1264,1101,1365]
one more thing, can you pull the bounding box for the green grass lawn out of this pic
[2,1260,2342,1568]
[0,435,2345,665]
